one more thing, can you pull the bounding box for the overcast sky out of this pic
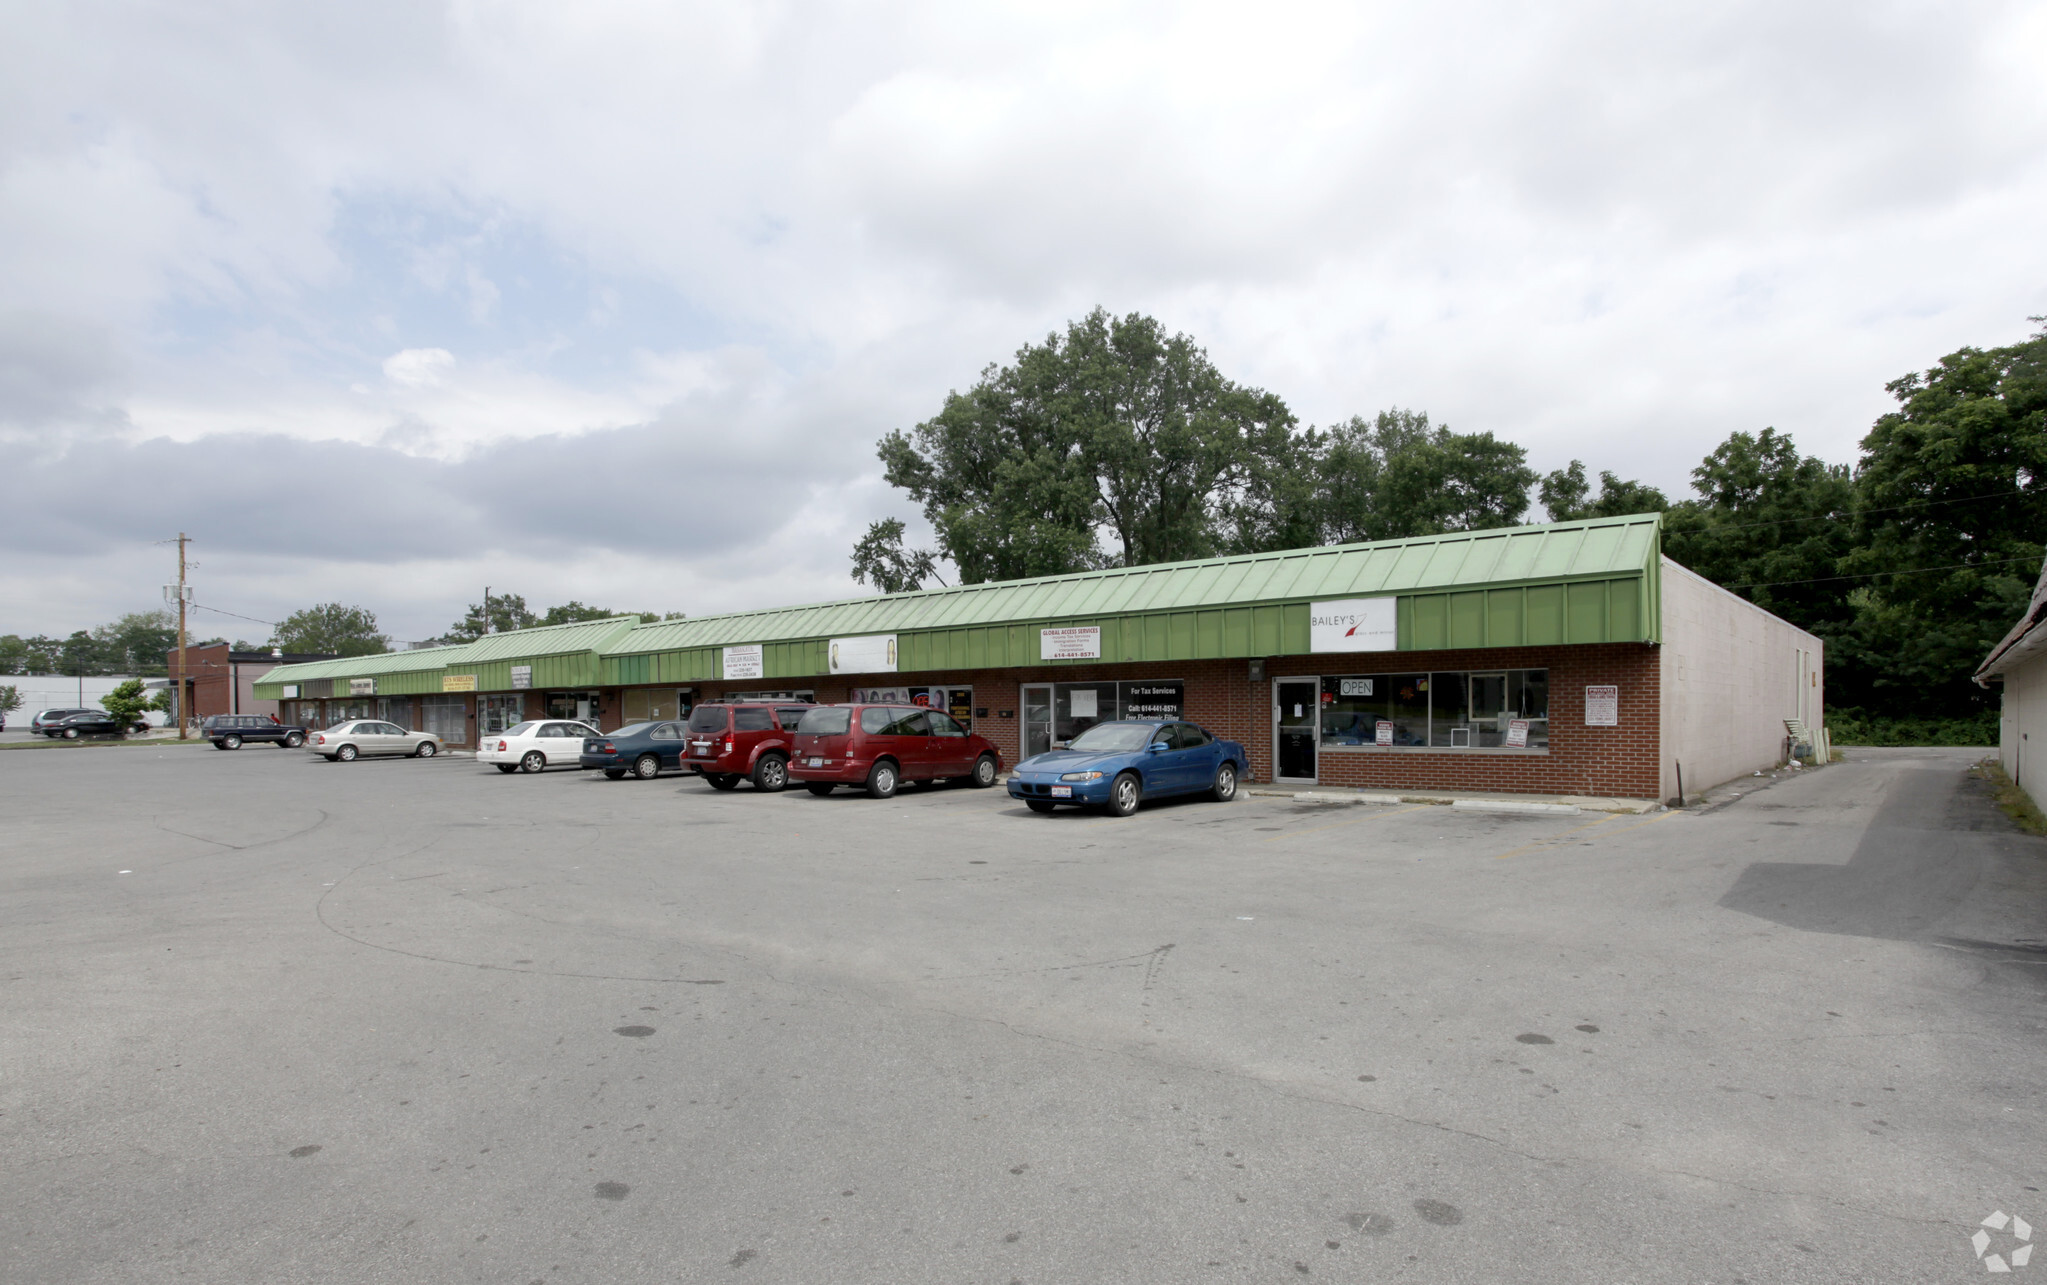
[4,1,2042,644]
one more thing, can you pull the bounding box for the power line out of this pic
[1671,486,2030,535]
[1724,553,2040,591]
[191,603,277,628]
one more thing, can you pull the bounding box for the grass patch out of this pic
[1972,758,2047,837]
[1828,707,1998,747]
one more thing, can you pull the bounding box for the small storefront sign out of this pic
[1310,597,1396,652]
[1375,720,1394,746]
[1506,718,1531,747]
[510,665,532,689]
[442,674,477,693]
[1040,626,1102,661]
[722,645,763,681]
[829,634,898,674]
[1584,685,1618,727]
[349,678,376,696]
[1340,677,1374,696]
[280,685,298,698]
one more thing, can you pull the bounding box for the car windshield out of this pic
[612,722,654,737]
[505,721,538,736]
[797,707,852,736]
[1065,722,1163,753]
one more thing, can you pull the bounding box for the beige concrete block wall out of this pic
[2000,653,2047,801]
[1658,556,1824,801]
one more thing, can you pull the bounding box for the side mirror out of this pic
[1148,741,1169,754]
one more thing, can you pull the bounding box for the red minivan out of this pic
[681,702,814,791]
[788,704,1004,798]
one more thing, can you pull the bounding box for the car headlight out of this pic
[1058,770,1104,781]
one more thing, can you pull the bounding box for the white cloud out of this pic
[1,0,2044,628]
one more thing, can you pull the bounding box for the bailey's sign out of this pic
[1309,597,1396,653]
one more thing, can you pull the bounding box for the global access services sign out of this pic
[1309,597,1396,653]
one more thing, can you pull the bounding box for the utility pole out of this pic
[483,586,492,635]
[176,533,189,739]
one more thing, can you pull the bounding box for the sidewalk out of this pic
[1246,784,1662,815]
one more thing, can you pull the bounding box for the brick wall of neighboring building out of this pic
[618,640,1662,800]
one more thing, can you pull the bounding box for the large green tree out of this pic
[442,594,537,641]
[273,603,390,657]
[850,519,943,593]
[1660,428,1857,638]
[97,611,178,675]
[1832,325,2047,716]
[873,308,1297,583]
[1315,410,1538,544]
[1539,460,1669,522]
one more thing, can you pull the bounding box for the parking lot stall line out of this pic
[1260,803,1433,842]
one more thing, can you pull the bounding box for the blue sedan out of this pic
[579,720,690,780]
[1007,719,1249,816]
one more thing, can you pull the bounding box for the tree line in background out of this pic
[858,308,2047,724]
[0,596,686,675]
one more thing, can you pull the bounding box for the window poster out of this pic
[1375,720,1394,746]
[722,644,764,681]
[1506,719,1530,747]
[1123,682,1184,720]
[1340,678,1374,696]
[850,686,975,728]
[1069,688,1099,718]
[1584,685,1619,727]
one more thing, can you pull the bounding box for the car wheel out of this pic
[211,740,228,750]
[1210,762,1238,802]
[706,773,741,791]
[805,782,835,797]
[62,728,80,740]
[521,750,545,773]
[223,734,242,750]
[604,769,628,780]
[283,732,304,748]
[752,755,790,791]
[336,743,358,762]
[865,760,898,799]
[1105,772,1141,817]
[1026,799,1057,814]
[634,754,661,780]
[414,741,437,758]
[496,764,519,774]
[971,754,999,788]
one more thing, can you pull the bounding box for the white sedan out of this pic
[477,720,599,774]
[305,720,443,762]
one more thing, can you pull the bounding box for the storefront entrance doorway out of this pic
[1022,684,1052,759]
[1275,678,1318,782]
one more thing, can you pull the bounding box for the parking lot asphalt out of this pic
[3,746,2044,1283]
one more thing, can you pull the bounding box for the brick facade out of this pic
[619,640,1663,800]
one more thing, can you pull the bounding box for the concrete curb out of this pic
[1450,799,1581,816]
[1247,786,1658,815]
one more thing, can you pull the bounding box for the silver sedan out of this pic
[304,720,444,762]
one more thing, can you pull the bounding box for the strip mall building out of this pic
[254,515,1822,802]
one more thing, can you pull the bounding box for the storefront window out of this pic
[1318,669,1548,749]
[545,691,602,724]
[378,697,412,731]
[621,689,691,723]
[420,696,467,744]
[480,694,525,735]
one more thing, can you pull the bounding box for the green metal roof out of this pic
[610,515,1662,654]
[257,516,1662,696]
[453,617,639,663]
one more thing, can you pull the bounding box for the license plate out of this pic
[808,757,824,767]
[1051,785,1072,798]
[693,743,710,753]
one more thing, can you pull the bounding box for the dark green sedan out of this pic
[579,721,689,780]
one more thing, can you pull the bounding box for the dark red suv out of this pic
[681,702,814,791]
[787,704,1004,798]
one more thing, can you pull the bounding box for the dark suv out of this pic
[202,714,307,750]
[681,702,814,791]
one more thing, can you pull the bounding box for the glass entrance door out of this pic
[1275,678,1318,781]
[1022,684,1053,760]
